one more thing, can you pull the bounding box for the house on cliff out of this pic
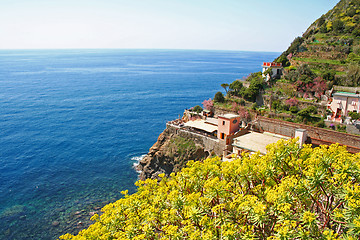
[182,113,243,142]
[262,62,283,81]
[328,91,360,123]
[182,111,311,158]
[217,114,241,144]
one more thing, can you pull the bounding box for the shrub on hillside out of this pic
[333,19,345,33]
[242,73,264,102]
[346,63,360,86]
[297,106,317,122]
[192,105,203,113]
[285,64,315,83]
[322,69,336,81]
[349,111,360,120]
[314,119,326,128]
[214,92,225,103]
[251,102,258,110]
[353,45,360,55]
[271,100,282,111]
[238,98,246,106]
[289,106,299,113]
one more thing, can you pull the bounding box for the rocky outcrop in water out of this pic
[136,128,207,180]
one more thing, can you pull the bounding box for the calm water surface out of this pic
[0,49,279,239]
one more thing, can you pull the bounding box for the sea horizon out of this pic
[0,48,281,54]
[0,49,279,239]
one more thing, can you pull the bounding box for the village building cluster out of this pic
[179,109,309,160]
[262,62,360,124]
[167,62,360,160]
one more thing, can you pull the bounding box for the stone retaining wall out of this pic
[166,124,225,156]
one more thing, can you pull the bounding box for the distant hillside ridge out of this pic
[275,0,360,86]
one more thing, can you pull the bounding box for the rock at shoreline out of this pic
[136,128,207,180]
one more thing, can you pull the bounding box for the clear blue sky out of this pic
[0,0,339,52]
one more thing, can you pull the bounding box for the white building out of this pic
[262,62,283,81]
[328,92,360,122]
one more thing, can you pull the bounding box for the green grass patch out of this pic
[214,102,232,110]
[314,33,330,40]
[313,69,321,75]
[293,57,345,66]
[169,136,197,161]
[336,71,346,75]
[307,42,326,45]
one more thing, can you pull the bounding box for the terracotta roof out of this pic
[262,62,282,67]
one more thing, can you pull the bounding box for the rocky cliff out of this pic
[136,127,208,180]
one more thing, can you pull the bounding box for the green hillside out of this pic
[276,0,360,86]
[210,0,360,134]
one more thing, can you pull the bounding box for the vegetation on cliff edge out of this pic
[60,139,360,239]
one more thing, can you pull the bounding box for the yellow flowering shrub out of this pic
[60,139,360,239]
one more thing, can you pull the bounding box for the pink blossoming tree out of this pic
[202,98,214,111]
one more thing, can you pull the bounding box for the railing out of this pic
[166,123,218,141]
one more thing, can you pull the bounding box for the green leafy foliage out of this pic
[229,81,243,97]
[60,139,360,239]
[349,111,360,120]
[345,63,360,86]
[243,73,264,102]
[285,64,316,83]
[322,69,336,81]
[271,100,286,112]
[169,136,198,164]
[296,106,318,123]
[289,106,299,113]
[275,55,290,68]
[192,105,203,113]
[333,19,345,33]
[221,83,229,94]
[226,73,264,103]
[214,92,225,103]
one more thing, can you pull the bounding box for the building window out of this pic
[221,133,225,139]
[222,121,225,125]
[233,119,237,124]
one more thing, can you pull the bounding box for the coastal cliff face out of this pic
[136,127,207,180]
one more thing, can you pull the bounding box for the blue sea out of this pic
[0,49,279,239]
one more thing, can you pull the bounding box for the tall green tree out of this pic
[229,80,243,96]
[220,83,229,94]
